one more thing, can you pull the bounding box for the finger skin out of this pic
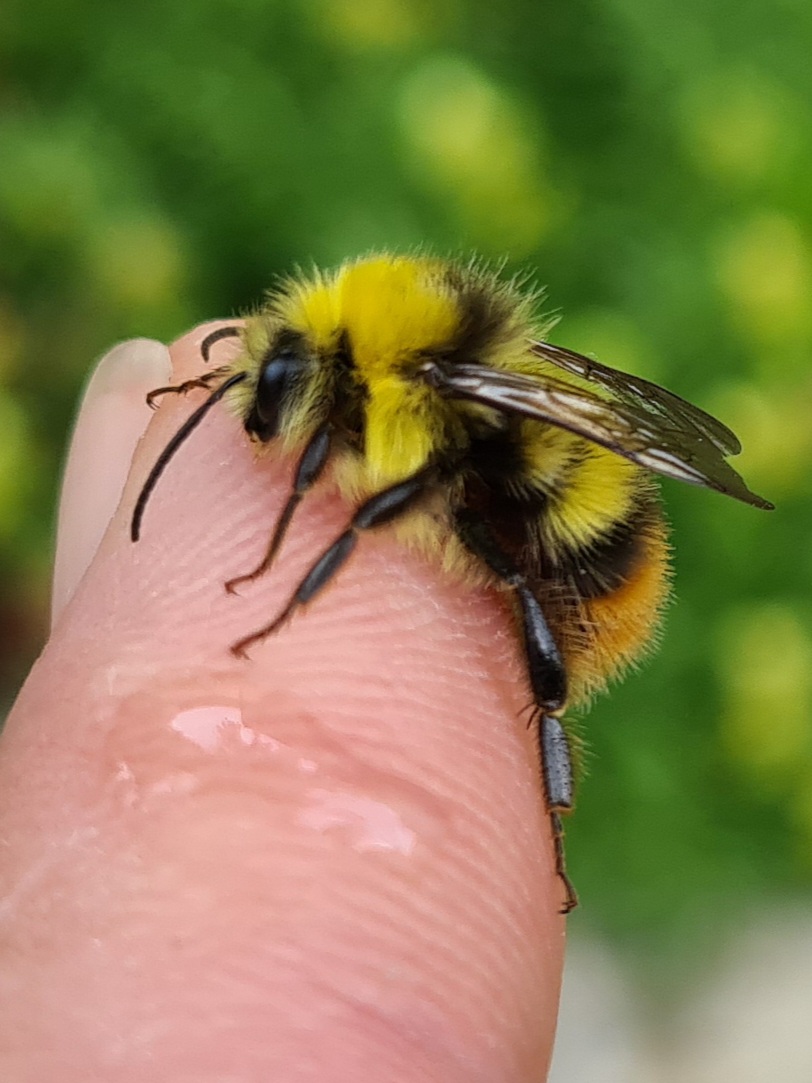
[51,338,172,627]
[0,326,566,1082]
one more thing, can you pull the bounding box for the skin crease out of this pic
[0,325,565,1082]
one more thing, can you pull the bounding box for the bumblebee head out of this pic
[241,329,315,444]
[236,255,469,451]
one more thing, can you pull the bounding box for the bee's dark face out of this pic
[244,331,312,443]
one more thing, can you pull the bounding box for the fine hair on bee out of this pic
[131,253,773,912]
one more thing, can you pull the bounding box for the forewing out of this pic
[427,352,772,509]
[533,341,742,456]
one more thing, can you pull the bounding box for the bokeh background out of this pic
[1,0,809,1077]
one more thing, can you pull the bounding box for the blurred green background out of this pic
[1,0,808,974]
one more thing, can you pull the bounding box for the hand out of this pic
[0,327,565,1081]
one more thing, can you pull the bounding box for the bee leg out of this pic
[231,469,432,658]
[225,425,333,594]
[453,510,578,913]
[541,719,579,914]
[131,371,249,542]
[146,365,232,409]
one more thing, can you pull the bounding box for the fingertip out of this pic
[51,338,172,629]
[52,323,246,630]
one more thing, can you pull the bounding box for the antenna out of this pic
[130,371,248,541]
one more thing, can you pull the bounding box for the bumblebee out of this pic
[132,253,772,912]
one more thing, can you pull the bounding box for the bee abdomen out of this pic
[551,497,672,702]
[560,498,662,600]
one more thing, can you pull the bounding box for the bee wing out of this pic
[427,351,773,509]
[532,341,743,456]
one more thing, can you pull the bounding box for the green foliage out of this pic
[1,0,808,958]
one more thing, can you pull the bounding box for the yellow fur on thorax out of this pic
[277,255,466,488]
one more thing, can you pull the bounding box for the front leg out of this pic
[146,365,233,409]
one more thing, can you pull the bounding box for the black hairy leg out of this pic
[230,469,433,658]
[453,508,578,914]
[225,425,334,594]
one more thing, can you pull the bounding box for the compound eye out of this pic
[249,350,300,440]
